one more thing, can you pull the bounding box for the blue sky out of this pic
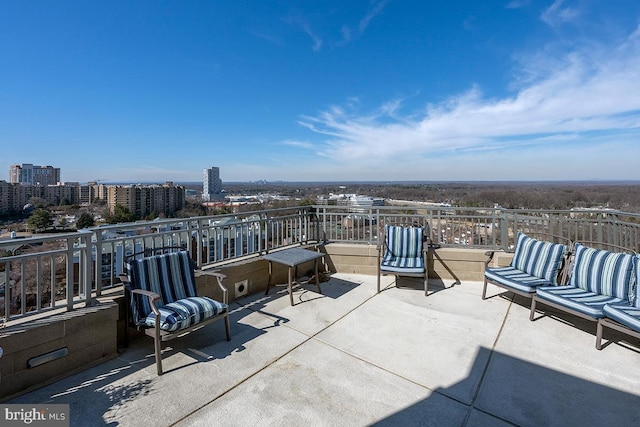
[2,0,640,183]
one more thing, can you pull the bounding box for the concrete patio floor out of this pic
[8,273,640,426]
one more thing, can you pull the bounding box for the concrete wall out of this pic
[0,302,119,400]
[199,246,327,301]
[321,243,500,282]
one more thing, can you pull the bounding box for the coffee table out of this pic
[262,247,325,306]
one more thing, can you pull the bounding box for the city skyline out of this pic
[2,1,640,183]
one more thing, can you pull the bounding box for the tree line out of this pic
[218,181,640,212]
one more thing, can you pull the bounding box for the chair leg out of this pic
[424,276,428,296]
[377,271,381,293]
[596,319,604,350]
[225,314,231,341]
[314,258,322,294]
[529,297,537,321]
[482,279,488,300]
[154,324,163,376]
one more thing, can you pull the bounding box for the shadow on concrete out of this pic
[373,346,640,426]
[7,303,272,426]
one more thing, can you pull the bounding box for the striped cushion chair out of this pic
[597,255,640,350]
[483,232,567,302]
[121,250,231,375]
[532,243,635,343]
[377,224,429,295]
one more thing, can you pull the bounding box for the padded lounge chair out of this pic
[120,250,231,375]
[531,243,635,343]
[596,255,640,349]
[483,232,568,302]
[377,224,429,295]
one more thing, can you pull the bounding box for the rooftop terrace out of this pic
[2,205,640,426]
[7,272,640,426]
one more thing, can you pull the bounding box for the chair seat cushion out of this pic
[536,285,627,319]
[141,296,228,332]
[485,266,554,294]
[603,303,640,332]
[381,256,425,274]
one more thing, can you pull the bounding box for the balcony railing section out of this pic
[2,205,639,323]
[0,231,93,321]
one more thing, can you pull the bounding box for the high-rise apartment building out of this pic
[0,180,184,217]
[106,182,185,218]
[10,163,61,186]
[202,167,223,201]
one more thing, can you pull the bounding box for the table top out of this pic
[261,247,324,267]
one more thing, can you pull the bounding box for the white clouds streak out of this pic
[284,14,323,51]
[541,0,581,29]
[299,25,640,168]
[505,0,530,9]
[341,0,387,43]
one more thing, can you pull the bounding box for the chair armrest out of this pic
[130,288,162,315]
[484,248,515,266]
[484,250,497,265]
[195,270,227,281]
[195,270,229,305]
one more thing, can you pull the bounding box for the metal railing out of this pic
[2,205,639,322]
[0,231,93,321]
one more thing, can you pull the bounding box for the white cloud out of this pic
[284,14,323,51]
[297,23,640,175]
[505,0,530,9]
[340,0,387,43]
[541,0,581,29]
[281,139,315,149]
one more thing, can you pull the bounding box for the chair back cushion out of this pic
[384,225,423,259]
[127,251,198,321]
[381,225,424,271]
[568,243,634,300]
[510,233,566,284]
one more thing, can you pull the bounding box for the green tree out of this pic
[57,217,68,229]
[28,197,49,208]
[104,204,136,224]
[27,209,53,232]
[76,212,95,229]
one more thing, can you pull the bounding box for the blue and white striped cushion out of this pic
[381,225,424,273]
[536,285,627,318]
[632,255,640,308]
[568,243,634,300]
[485,266,554,294]
[142,296,228,332]
[127,251,200,323]
[511,233,566,284]
[602,303,640,332]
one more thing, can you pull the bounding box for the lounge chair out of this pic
[120,250,231,375]
[483,232,568,303]
[377,224,429,295]
[531,243,635,345]
[597,255,640,349]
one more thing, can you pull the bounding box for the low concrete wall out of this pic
[0,301,119,400]
[323,243,379,276]
[199,246,326,301]
[429,247,490,282]
[322,243,496,282]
